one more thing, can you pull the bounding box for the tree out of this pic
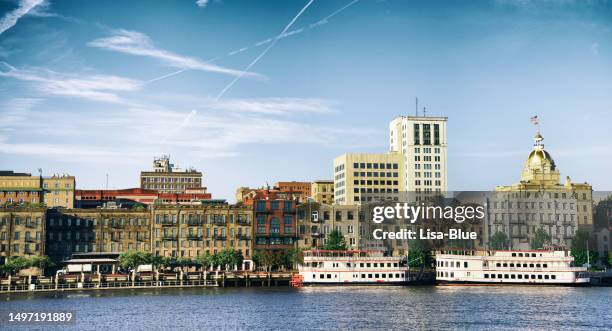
[30,255,55,273]
[3,256,30,275]
[490,231,509,250]
[531,228,551,249]
[408,240,432,268]
[570,229,597,267]
[323,230,347,250]
[195,252,215,270]
[118,250,152,271]
[284,248,304,269]
[175,257,193,272]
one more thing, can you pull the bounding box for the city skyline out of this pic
[1,0,611,201]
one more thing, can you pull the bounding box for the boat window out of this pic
[538,275,542,279]
[327,274,332,279]
[368,274,372,278]
[510,263,514,267]
[387,263,392,267]
[375,274,379,278]
[397,273,400,278]
[464,262,468,268]
[456,261,460,268]
[360,263,364,268]
[313,274,316,279]
[484,274,489,278]
[450,272,454,278]
[319,274,324,279]
[382,274,386,278]
[536,264,541,268]
[544,275,549,280]
[518,275,522,279]
[504,274,509,279]
[531,275,536,279]
[511,274,516,279]
[518,253,523,257]
[389,273,393,278]
[529,264,534,268]
[512,253,516,257]
[367,263,371,268]
[361,274,365,278]
[551,275,556,280]
[531,253,536,257]
[523,263,527,267]
[543,264,547,268]
[498,274,502,278]
[503,263,507,267]
[373,263,378,267]
[394,263,398,267]
[496,263,501,267]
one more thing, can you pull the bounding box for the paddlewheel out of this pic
[290,274,304,288]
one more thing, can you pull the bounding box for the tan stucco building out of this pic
[0,207,46,263]
[42,174,75,209]
[311,180,334,205]
[333,152,405,205]
[488,133,593,249]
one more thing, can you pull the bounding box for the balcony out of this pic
[25,237,37,243]
[161,221,175,227]
[311,232,323,237]
[187,221,203,227]
[212,219,226,226]
[25,222,37,228]
[236,234,250,240]
[137,237,148,242]
[187,234,203,241]
[237,219,251,226]
[212,235,227,241]
[162,235,178,241]
[110,223,124,229]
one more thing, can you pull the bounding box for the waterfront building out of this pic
[151,204,253,259]
[246,190,298,253]
[333,153,405,205]
[0,207,46,263]
[310,180,334,205]
[487,133,593,249]
[0,171,75,208]
[75,188,212,208]
[0,171,42,205]
[389,115,448,193]
[275,181,311,201]
[42,174,75,209]
[45,208,151,262]
[296,202,361,249]
[140,155,205,194]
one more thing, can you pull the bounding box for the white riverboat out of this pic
[435,248,589,285]
[296,250,410,285]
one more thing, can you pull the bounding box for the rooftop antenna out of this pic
[106,173,109,190]
[423,107,427,117]
[415,97,419,116]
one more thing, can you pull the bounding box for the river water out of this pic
[1,286,611,330]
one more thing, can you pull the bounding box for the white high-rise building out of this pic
[389,116,448,193]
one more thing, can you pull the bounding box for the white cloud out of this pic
[88,29,262,78]
[196,0,209,8]
[0,62,141,103]
[205,97,335,115]
[0,0,45,35]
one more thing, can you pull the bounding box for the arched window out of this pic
[270,217,280,234]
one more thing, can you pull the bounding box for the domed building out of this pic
[485,132,593,250]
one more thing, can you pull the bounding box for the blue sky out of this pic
[0,0,611,201]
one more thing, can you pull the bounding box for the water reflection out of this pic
[1,286,610,330]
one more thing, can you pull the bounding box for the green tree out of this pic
[29,255,55,273]
[195,252,215,270]
[531,228,551,249]
[570,229,597,267]
[3,256,30,275]
[118,250,152,271]
[323,229,347,250]
[490,231,509,250]
[284,248,304,269]
[408,240,432,268]
[175,257,193,272]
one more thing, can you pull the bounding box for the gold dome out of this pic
[525,149,556,171]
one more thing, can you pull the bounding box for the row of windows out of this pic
[314,272,406,279]
[0,243,40,253]
[142,177,201,183]
[353,171,399,178]
[353,163,399,170]
[353,188,399,194]
[353,180,399,186]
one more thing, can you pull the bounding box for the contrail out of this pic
[146,0,359,85]
[214,0,315,100]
